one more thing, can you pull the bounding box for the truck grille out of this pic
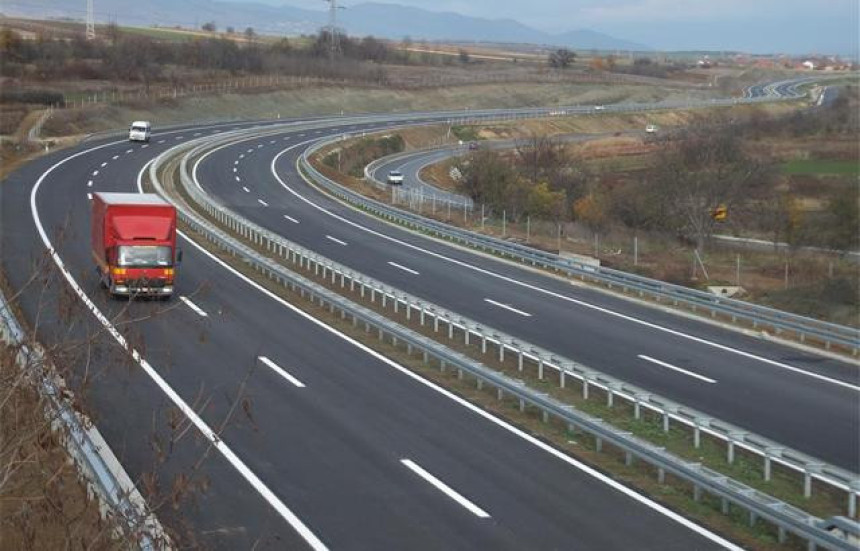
[128,278,166,289]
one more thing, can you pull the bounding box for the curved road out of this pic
[2,121,739,548]
[196,121,860,473]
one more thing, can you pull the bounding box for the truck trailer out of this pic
[91,192,179,298]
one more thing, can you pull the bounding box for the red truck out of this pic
[91,192,180,298]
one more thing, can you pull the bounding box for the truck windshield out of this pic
[131,125,148,132]
[117,246,171,267]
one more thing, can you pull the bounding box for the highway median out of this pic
[146,130,859,550]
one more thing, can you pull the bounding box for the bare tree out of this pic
[646,120,774,250]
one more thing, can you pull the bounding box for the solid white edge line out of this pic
[185,150,741,550]
[179,296,208,317]
[258,356,306,388]
[30,138,329,551]
[387,261,419,275]
[275,149,859,393]
[284,215,300,224]
[400,459,490,518]
[638,354,717,384]
[325,235,347,246]
[484,298,532,318]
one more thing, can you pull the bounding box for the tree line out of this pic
[0,27,404,87]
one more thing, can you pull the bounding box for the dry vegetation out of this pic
[317,95,859,326]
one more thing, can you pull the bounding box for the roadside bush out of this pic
[323,134,405,177]
[0,89,63,106]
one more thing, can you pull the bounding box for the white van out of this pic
[129,121,151,142]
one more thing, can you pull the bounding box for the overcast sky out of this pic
[271,0,859,54]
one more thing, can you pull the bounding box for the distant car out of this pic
[468,141,479,150]
[645,124,659,134]
[128,121,151,142]
[387,170,404,185]
[594,105,606,111]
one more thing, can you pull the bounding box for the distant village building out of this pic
[802,60,816,70]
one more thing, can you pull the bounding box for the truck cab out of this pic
[129,121,151,143]
[91,193,178,298]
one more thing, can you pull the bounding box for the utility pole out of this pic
[86,0,95,40]
[323,0,345,63]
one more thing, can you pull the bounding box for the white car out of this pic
[645,124,659,134]
[129,121,151,142]
[594,105,606,111]
[387,170,404,185]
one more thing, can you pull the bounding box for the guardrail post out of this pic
[499,343,505,362]
[763,447,782,482]
[804,465,822,498]
[537,357,544,380]
[595,436,603,453]
[693,418,711,449]
[848,484,858,517]
[481,333,487,354]
[721,498,729,515]
[727,432,746,464]
[464,328,470,345]
[634,394,650,419]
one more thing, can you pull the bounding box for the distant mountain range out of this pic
[2,0,651,51]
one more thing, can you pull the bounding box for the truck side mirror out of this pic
[176,250,183,264]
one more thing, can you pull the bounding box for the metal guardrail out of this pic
[300,135,860,354]
[151,133,860,550]
[174,131,860,501]
[0,289,166,550]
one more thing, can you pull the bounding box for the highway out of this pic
[194,120,860,473]
[1,120,741,548]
